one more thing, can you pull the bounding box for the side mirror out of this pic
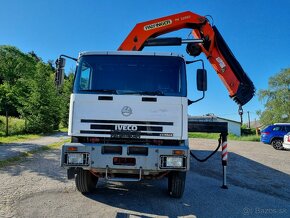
[197,69,207,91]
[55,68,64,87]
[57,57,66,68]
[188,61,207,105]
[55,57,66,87]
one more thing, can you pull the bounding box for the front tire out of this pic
[271,139,283,150]
[75,169,98,193]
[168,171,186,198]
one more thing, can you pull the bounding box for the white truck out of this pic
[56,11,255,198]
[59,51,195,198]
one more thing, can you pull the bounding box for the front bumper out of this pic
[60,142,190,173]
[282,142,290,150]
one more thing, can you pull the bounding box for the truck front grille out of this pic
[79,119,174,139]
[76,137,183,146]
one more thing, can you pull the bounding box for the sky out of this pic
[0,0,289,123]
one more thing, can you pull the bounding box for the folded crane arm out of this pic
[118,11,255,106]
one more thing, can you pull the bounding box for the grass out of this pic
[227,134,260,142]
[0,138,70,168]
[0,129,68,144]
[0,116,39,143]
[0,134,42,144]
[188,132,220,139]
[188,132,260,142]
[0,116,68,144]
[0,115,26,136]
[58,127,68,133]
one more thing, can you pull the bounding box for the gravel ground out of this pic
[0,132,69,161]
[0,138,289,218]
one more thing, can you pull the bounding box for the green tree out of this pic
[0,46,36,113]
[60,72,74,127]
[24,62,61,133]
[0,82,17,135]
[0,46,36,135]
[0,45,67,134]
[257,68,290,125]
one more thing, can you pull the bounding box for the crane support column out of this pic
[188,121,229,189]
[221,133,228,189]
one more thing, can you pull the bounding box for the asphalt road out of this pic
[0,138,289,218]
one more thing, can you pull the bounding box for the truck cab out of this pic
[59,51,197,198]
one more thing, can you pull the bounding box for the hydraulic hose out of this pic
[190,134,222,162]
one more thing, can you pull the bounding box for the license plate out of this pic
[111,130,141,139]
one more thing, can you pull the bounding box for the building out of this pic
[188,115,241,136]
[249,120,263,129]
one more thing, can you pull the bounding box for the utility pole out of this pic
[247,111,251,128]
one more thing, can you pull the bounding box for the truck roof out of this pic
[78,51,184,58]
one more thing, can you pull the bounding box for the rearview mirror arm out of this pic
[186,59,204,69]
[187,59,206,105]
[188,91,205,105]
[60,54,78,62]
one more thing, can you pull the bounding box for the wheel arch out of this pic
[270,137,283,143]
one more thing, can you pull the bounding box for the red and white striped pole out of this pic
[221,133,228,189]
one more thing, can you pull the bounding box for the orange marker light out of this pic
[173,150,185,155]
[67,147,78,151]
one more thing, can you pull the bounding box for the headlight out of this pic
[67,153,83,164]
[66,153,89,165]
[160,156,186,169]
[166,157,183,167]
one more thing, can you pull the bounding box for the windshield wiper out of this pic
[119,90,165,96]
[137,90,165,96]
[81,89,118,94]
[141,91,164,96]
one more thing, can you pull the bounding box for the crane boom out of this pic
[118,11,255,106]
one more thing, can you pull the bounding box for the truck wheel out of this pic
[271,139,283,150]
[75,169,98,193]
[168,171,186,198]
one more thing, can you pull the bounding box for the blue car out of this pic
[261,123,290,150]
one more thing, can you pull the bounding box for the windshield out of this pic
[73,54,186,97]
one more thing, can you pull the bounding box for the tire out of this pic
[271,139,283,150]
[75,169,98,193]
[168,171,186,198]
